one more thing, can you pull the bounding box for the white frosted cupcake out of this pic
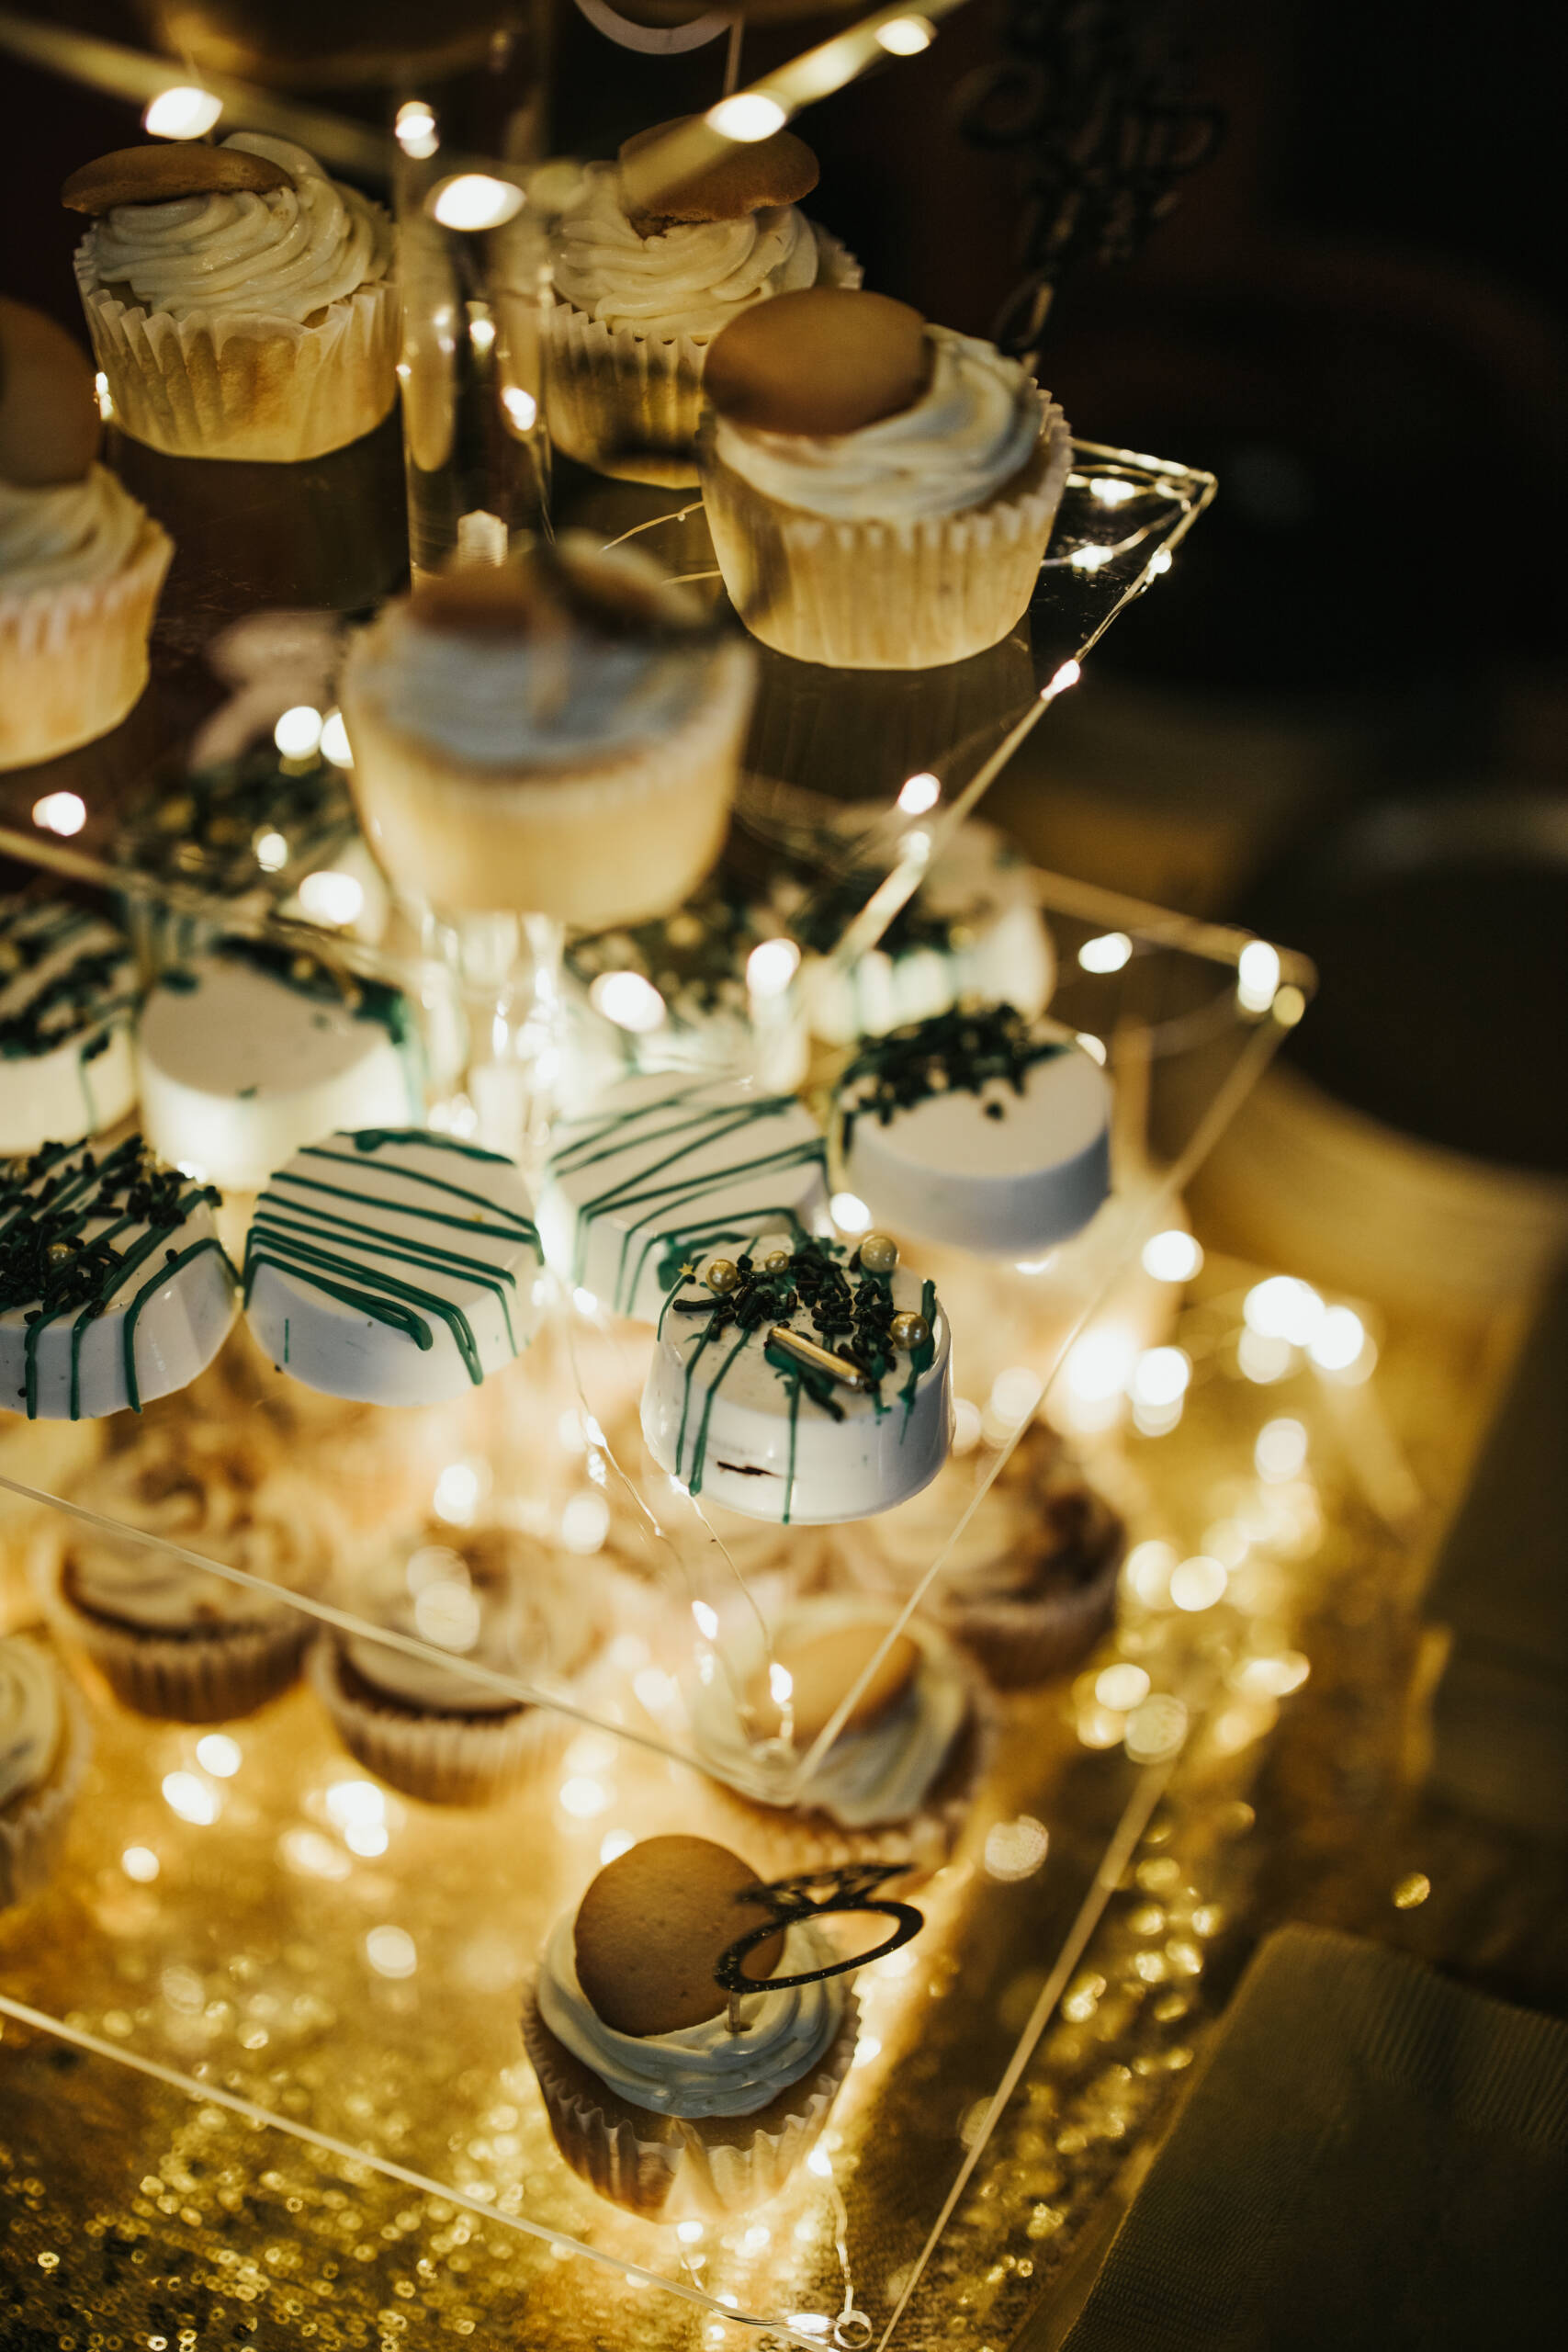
[312,1523,613,1805]
[844,1421,1126,1687]
[699,288,1072,669]
[546,120,859,487]
[341,537,755,927]
[45,1423,336,1720]
[523,1834,859,2221]
[0,894,139,1155]
[0,1633,91,1909]
[685,1595,984,1880]
[0,296,171,769]
[65,134,397,463]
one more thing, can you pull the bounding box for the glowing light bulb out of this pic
[1142,1229,1202,1282]
[253,827,288,871]
[395,100,439,161]
[559,1492,610,1555]
[1310,1306,1368,1373]
[1237,940,1281,1012]
[468,313,496,355]
[1254,1417,1308,1483]
[432,1461,481,1524]
[1169,1555,1227,1612]
[876,15,935,54]
[121,1846,160,1883]
[1078,931,1133,974]
[983,1815,1049,1882]
[1132,1347,1190,1409]
[1244,1276,1325,1347]
[274,705,322,760]
[162,1770,219,1825]
[318,709,352,768]
[1043,659,1080,697]
[897,770,941,814]
[769,1662,794,1708]
[501,384,537,432]
[830,1191,872,1234]
[195,1735,241,1778]
[297,870,364,927]
[692,1600,719,1641]
[143,85,222,140]
[365,1925,417,1979]
[706,95,789,141]
[430,175,524,231]
[1095,1664,1150,1712]
[31,792,86,836]
[94,371,113,421]
[590,968,666,1034]
[1092,477,1137,506]
[746,937,801,998]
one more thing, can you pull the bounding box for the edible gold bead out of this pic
[762,1249,793,1273]
[290,955,318,983]
[705,1258,740,1294]
[890,1309,931,1352]
[46,1238,78,1267]
[859,1232,899,1275]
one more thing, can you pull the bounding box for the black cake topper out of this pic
[714,1861,925,1996]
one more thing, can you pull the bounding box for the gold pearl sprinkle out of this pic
[859,1232,899,1274]
[890,1309,931,1351]
[762,1249,793,1273]
[705,1258,740,1295]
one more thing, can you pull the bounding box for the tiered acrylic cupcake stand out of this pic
[0,17,1329,2344]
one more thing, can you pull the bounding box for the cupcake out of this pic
[340,537,755,927]
[546,119,860,488]
[698,288,1073,669]
[65,135,397,463]
[844,1420,1126,1687]
[523,1833,859,2220]
[44,1421,336,1720]
[684,1595,984,1880]
[312,1522,612,1804]
[0,1632,91,1909]
[0,296,171,770]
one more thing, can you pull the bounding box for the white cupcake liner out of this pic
[544,226,860,487]
[310,1639,563,1806]
[522,1980,859,2222]
[75,245,400,463]
[699,402,1074,669]
[0,1660,91,1911]
[0,516,171,769]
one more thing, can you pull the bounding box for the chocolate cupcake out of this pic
[698,288,1072,669]
[545,120,859,488]
[845,1420,1126,1685]
[312,1523,615,1804]
[43,1421,335,1720]
[522,1834,859,2221]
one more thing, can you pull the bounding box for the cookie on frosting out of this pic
[619,118,818,232]
[62,143,295,216]
[573,1835,784,2036]
[747,1620,920,1744]
[0,298,100,487]
[703,288,930,436]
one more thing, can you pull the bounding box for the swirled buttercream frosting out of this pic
[536,1912,845,2118]
[0,465,147,594]
[553,162,818,339]
[0,1637,62,1810]
[713,327,1043,521]
[66,1426,334,1629]
[686,1599,969,1830]
[342,1528,601,1715]
[353,536,711,769]
[84,133,389,326]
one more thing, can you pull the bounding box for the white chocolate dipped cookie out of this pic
[243,1127,543,1406]
[0,1133,237,1419]
[640,1230,952,1525]
[0,895,138,1156]
[836,1004,1111,1258]
[538,1072,828,1326]
[136,937,423,1192]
